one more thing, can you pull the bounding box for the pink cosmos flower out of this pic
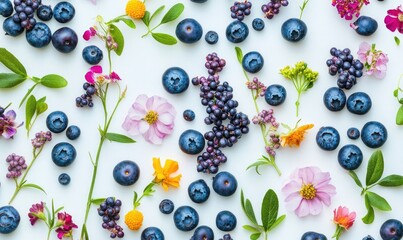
[357,42,389,79]
[55,212,78,239]
[332,206,356,240]
[0,110,22,139]
[384,5,403,33]
[122,94,176,145]
[332,0,369,20]
[83,27,97,41]
[28,202,45,226]
[282,166,336,217]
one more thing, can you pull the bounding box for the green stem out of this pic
[106,14,127,25]
[141,23,162,37]
[3,102,12,110]
[265,232,268,240]
[107,50,112,74]
[332,225,344,240]
[47,227,52,240]
[299,0,310,19]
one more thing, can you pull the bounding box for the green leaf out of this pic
[40,74,68,88]
[243,225,260,232]
[348,170,363,188]
[36,101,48,115]
[246,161,269,175]
[120,18,136,29]
[91,198,106,205]
[151,33,177,45]
[244,199,258,225]
[378,174,403,187]
[261,189,279,231]
[394,89,399,97]
[362,194,375,224]
[150,5,165,24]
[160,3,184,24]
[366,150,384,186]
[21,183,46,194]
[0,73,26,88]
[19,83,38,108]
[142,11,150,26]
[250,233,261,240]
[133,191,138,207]
[25,95,37,131]
[0,48,27,76]
[109,24,124,56]
[396,105,403,125]
[54,206,64,214]
[268,214,286,231]
[105,132,136,143]
[395,36,400,46]
[235,47,243,64]
[366,191,392,211]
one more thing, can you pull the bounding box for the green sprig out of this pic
[25,95,48,137]
[393,74,403,125]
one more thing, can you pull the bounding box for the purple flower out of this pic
[28,202,45,225]
[0,110,22,139]
[55,212,78,239]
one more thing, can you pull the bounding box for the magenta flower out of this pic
[332,0,369,20]
[282,166,336,217]
[28,202,45,226]
[0,110,22,139]
[109,71,121,82]
[122,94,176,144]
[55,212,78,239]
[385,5,403,33]
[85,65,104,84]
[357,42,389,79]
[83,27,97,41]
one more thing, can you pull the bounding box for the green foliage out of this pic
[105,132,136,143]
[394,75,403,125]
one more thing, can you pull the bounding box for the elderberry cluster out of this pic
[12,0,42,30]
[230,1,252,21]
[261,0,289,19]
[75,82,96,107]
[192,53,250,174]
[97,197,124,239]
[6,153,27,179]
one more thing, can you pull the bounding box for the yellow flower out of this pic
[125,0,146,19]
[152,157,182,191]
[124,209,143,230]
[280,123,314,147]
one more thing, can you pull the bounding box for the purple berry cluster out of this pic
[230,1,252,21]
[252,109,280,157]
[192,53,250,174]
[75,82,96,107]
[97,197,124,239]
[219,234,233,240]
[261,0,289,19]
[246,77,267,97]
[31,131,52,148]
[6,153,27,179]
[12,0,41,30]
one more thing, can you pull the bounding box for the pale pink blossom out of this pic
[122,94,176,145]
[357,42,388,79]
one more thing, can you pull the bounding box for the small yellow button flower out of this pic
[126,0,146,19]
[124,209,143,230]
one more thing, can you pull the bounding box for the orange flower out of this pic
[152,157,182,191]
[333,206,356,230]
[280,122,314,147]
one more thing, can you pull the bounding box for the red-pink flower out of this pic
[85,65,104,84]
[384,5,403,33]
[332,206,356,239]
[109,71,121,82]
[83,27,97,41]
[0,110,22,139]
[332,0,370,20]
[55,212,78,239]
[28,202,45,225]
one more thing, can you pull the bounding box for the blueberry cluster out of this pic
[6,153,27,179]
[230,1,252,21]
[326,47,364,90]
[219,234,233,240]
[12,0,41,30]
[192,53,250,174]
[75,82,96,107]
[97,197,124,239]
[261,0,289,19]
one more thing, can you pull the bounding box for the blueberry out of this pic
[265,84,287,106]
[353,16,378,36]
[347,127,360,140]
[82,45,103,65]
[37,5,53,21]
[191,226,214,240]
[162,67,189,94]
[53,1,75,23]
[0,206,20,234]
[212,171,237,197]
[3,17,24,36]
[173,206,199,231]
[338,144,363,170]
[190,0,208,3]
[179,129,205,155]
[175,18,203,44]
[362,235,375,240]
[205,30,218,44]
[242,51,264,73]
[52,27,78,53]
[159,199,174,214]
[141,226,165,240]
[361,121,388,148]
[66,125,80,140]
[0,0,13,17]
[46,111,68,133]
[188,179,210,203]
[183,109,195,121]
[281,18,307,42]
[346,92,372,115]
[380,219,403,240]
[112,160,140,186]
[51,142,77,167]
[226,20,249,43]
[58,173,71,185]
[316,126,340,151]
[252,18,265,31]
[216,210,237,231]
[25,22,51,48]
[323,87,346,112]
[301,231,327,240]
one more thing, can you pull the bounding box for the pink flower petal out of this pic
[135,94,149,110]
[85,71,95,84]
[307,198,323,215]
[299,167,316,184]
[155,121,174,134]
[90,65,103,74]
[282,180,301,196]
[295,200,310,217]
[83,30,91,41]
[315,192,332,206]
[385,16,399,32]
[143,125,163,144]
[285,192,303,211]
[2,126,16,139]
[5,110,16,121]
[158,112,175,125]
[386,9,400,17]
[156,102,176,114]
[138,121,150,134]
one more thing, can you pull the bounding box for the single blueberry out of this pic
[281,18,307,42]
[162,67,189,94]
[58,173,71,185]
[338,144,363,170]
[362,235,375,240]
[265,84,287,106]
[82,45,103,65]
[212,171,237,197]
[0,0,13,17]
[205,30,218,44]
[26,22,52,48]
[179,129,205,155]
[226,20,249,43]
[380,219,403,240]
[0,206,20,234]
[188,179,210,203]
[191,225,214,240]
[175,18,203,44]
[66,125,81,140]
[347,92,372,115]
[173,206,199,231]
[159,199,174,214]
[190,0,208,3]
[51,142,77,167]
[347,127,360,140]
[242,51,264,73]
[252,18,265,31]
[183,109,195,121]
[141,226,165,240]
[52,27,78,53]
[37,5,53,21]
[216,210,237,231]
[323,87,346,111]
[353,16,378,36]
[46,111,68,133]
[112,160,140,186]
[301,231,327,240]
[316,126,340,151]
[53,1,75,23]
[3,17,24,36]
[361,121,388,148]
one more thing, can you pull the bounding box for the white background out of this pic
[1,0,403,239]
